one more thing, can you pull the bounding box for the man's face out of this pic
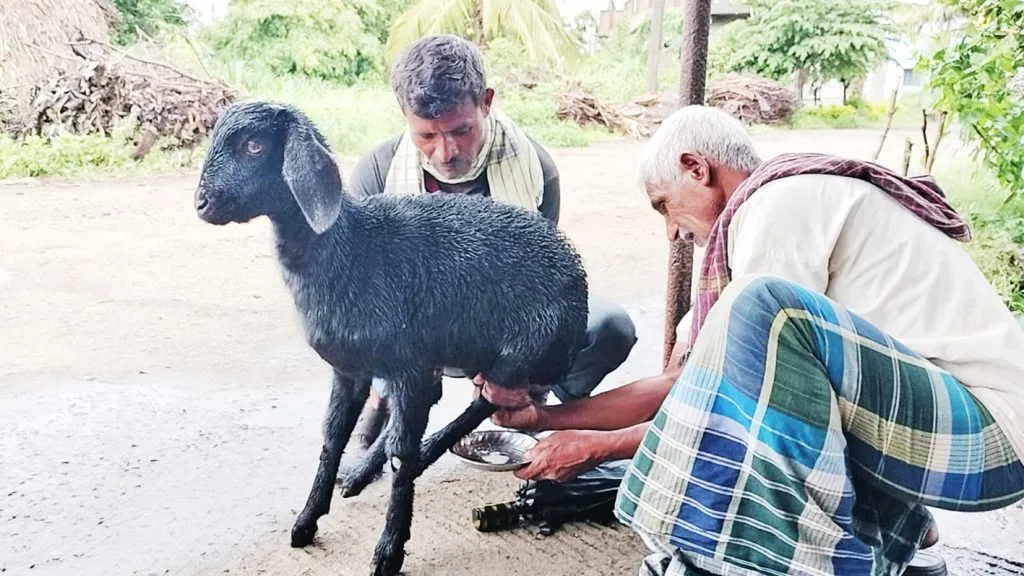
[404,89,494,179]
[645,153,725,247]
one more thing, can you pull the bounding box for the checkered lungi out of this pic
[615,275,1024,576]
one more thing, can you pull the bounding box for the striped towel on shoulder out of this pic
[383,108,543,210]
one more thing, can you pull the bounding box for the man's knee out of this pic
[717,274,810,313]
[587,296,638,362]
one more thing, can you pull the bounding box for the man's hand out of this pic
[490,402,544,431]
[513,430,602,482]
[472,374,532,410]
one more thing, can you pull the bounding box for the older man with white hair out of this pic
[487,105,1024,576]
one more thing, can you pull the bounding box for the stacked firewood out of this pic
[13,56,235,157]
[706,73,800,125]
[555,89,648,139]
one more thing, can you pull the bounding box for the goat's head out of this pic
[195,100,344,234]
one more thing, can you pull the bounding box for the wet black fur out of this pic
[194,100,589,575]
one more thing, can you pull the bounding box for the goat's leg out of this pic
[339,423,389,497]
[341,373,444,497]
[347,397,498,495]
[416,397,496,475]
[291,370,370,548]
[370,373,433,576]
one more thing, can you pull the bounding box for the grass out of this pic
[0,131,206,180]
[936,160,1024,314]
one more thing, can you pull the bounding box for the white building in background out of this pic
[817,0,939,105]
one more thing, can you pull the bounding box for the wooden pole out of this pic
[645,0,667,94]
[662,0,711,370]
[871,87,900,161]
[902,138,914,177]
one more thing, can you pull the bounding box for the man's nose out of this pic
[439,136,458,162]
[666,222,679,243]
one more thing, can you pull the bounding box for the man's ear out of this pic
[679,152,711,186]
[281,124,343,235]
[481,87,495,113]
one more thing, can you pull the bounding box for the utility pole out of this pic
[645,0,667,93]
[662,0,711,369]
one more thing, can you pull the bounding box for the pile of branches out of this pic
[706,74,800,125]
[555,89,648,139]
[8,35,236,158]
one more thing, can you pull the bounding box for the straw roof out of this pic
[0,0,119,92]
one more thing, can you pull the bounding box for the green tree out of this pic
[925,0,1024,202]
[203,0,385,84]
[719,0,895,104]
[110,0,190,45]
[385,0,581,66]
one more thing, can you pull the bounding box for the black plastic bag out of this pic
[472,460,630,535]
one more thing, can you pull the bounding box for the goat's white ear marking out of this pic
[281,127,343,235]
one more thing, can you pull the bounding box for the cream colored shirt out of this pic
[678,173,1024,459]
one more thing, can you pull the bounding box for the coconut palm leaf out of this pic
[385,0,579,66]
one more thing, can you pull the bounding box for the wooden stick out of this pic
[926,111,949,173]
[871,87,899,161]
[903,138,914,176]
[68,36,208,85]
[182,34,214,80]
[920,109,931,170]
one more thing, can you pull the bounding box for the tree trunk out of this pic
[645,0,667,93]
[795,68,809,98]
[476,5,486,49]
[663,0,711,370]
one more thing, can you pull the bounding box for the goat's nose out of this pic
[195,185,209,211]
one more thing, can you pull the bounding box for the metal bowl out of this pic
[449,430,538,472]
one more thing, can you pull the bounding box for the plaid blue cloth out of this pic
[616,275,1024,576]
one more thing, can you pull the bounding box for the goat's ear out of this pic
[281,125,343,235]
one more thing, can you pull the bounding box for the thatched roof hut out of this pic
[0,0,119,94]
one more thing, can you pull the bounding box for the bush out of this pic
[938,161,1024,314]
[201,0,385,85]
[111,0,190,45]
[789,104,861,129]
[0,131,203,179]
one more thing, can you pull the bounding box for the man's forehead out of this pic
[407,100,479,132]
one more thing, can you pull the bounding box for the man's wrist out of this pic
[599,424,648,462]
[534,404,555,431]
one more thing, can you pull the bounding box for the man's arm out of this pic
[541,365,679,430]
[531,138,560,225]
[490,359,682,433]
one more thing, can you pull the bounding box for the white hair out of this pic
[637,105,762,187]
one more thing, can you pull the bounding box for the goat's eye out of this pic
[245,140,265,156]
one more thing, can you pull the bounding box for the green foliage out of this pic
[0,132,203,180]
[201,0,385,84]
[790,104,862,128]
[497,86,615,148]
[925,0,1024,202]
[385,0,581,66]
[938,160,1024,313]
[718,0,895,92]
[787,99,891,129]
[110,0,189,45]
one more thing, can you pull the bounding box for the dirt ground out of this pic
[3,127,1023,576]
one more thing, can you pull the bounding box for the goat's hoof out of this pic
[290,520,318,548]
[370,544,405,576]
[340,482,363,498]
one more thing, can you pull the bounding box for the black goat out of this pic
[193,101,589,575]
